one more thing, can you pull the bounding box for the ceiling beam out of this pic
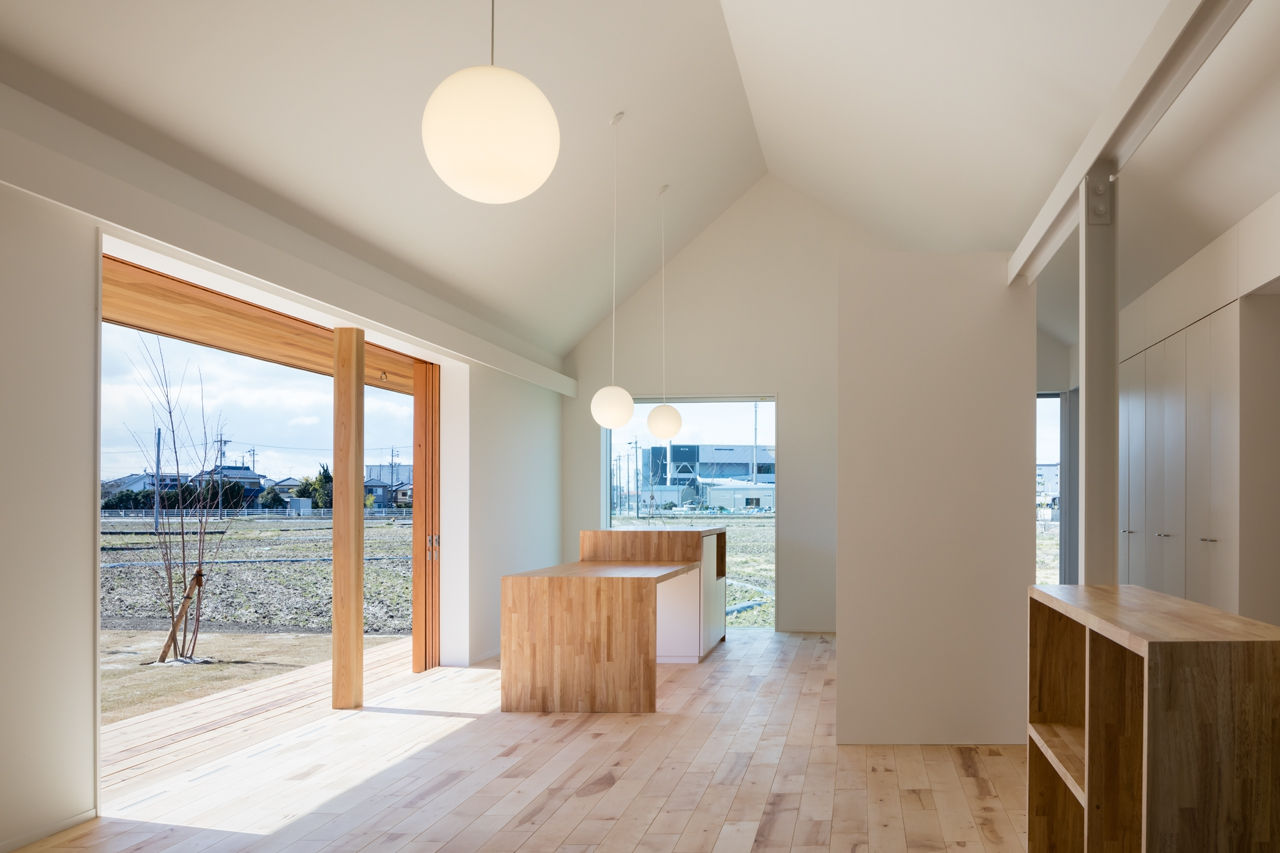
[1009,0,1252,285]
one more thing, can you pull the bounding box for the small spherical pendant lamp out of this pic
[421,2,559,204]
[591,112,635,430]
[647,184,682,441]
[648,403,682,440]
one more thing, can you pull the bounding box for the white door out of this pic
[1141,343,1163,592]
[1186,305,1239,611]
[1145,332,1187,598]
[1118,354,1145,584]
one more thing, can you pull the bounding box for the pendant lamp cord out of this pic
[611,112,622,386]
[659,185,668,403]
[490,0,495,65]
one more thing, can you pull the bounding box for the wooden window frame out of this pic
[101,255,441,678]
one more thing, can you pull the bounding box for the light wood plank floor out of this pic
[26,630,1027,852]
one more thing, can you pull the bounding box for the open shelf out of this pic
[1029,737,1084,851]
[1028,585,1280,851]
[1029,598,1085,728]
[1028,721,1085,804]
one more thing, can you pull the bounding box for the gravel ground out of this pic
[100,517,412,633]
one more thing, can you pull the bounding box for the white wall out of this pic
[0,185,100,850]
[1037,327,1072,393]
[467,367,562,661]
[562,175,1034,744]
[562,176,840,632]
[838,248,1033,743]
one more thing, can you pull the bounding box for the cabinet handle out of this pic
[1121,529,1134,534]
[1156,533,1173,538]
[1200,538,1218,543]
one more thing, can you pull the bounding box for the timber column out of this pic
[333,327,365,708]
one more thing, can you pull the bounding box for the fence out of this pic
[101,507,413,520]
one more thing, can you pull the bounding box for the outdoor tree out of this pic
[132,336,233,663]
[258,485,286,509]
[295,464,333,509]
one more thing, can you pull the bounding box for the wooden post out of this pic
[412,360,441,672]
[1078,160,1119,584]
[333,327,364,709]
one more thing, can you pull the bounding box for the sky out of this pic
[1036,396,1061,465]
[100,324,413,481]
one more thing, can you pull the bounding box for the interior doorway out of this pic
[605,399,777,627]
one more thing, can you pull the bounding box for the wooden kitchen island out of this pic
[501,527,726,713]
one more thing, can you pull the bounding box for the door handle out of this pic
[1199,538,1218,543]
[1156,533,1173,538]
[1121,529,1134,534]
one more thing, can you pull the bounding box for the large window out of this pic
[1036,395,1062,584]
[606,400,777,628]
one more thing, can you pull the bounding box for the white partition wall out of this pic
[0,186,100,851]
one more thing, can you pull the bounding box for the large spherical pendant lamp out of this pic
[648,403,682,440]
[591,385,635,430]
[421,65,559,205]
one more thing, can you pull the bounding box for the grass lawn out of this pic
[99,629,403,724]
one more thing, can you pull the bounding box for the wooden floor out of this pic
[27,630,1028,852]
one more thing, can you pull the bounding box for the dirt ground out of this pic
[99,629,403,724]
[610,514,776,627]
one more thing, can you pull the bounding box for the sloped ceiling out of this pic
[719,0,1167,251]
[2,0,1242,361]
[0,0,764,358]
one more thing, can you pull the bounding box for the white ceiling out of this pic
[720,0,1167,251]
[5,0,1265,359]
[1119,0,1280,307]
[0,0,765,357]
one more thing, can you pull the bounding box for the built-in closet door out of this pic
[1145,331,1186,597]
[1185,304,1239,612]
[1118,353,1145,585]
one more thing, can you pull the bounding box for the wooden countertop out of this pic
[1031,584,1280,655]
[587,526,727,535]
[505,560,699,582]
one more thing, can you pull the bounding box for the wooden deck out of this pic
[100,637,424,803]
[27,630,1029,852]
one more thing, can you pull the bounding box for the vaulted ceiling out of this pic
[2,1,1275,361]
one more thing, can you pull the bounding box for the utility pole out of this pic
[389,446,399,487]
[631,440,640,518]
[215,432,231,518]
[154,427,162,534]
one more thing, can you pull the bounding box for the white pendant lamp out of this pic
[591,112,635,430]
[648,184,682,440]
[421,0,559,204]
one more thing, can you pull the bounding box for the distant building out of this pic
[1036,463,1060,505]
[366,464,411,488]
[270,476,303,495]
[364,477,390,508]
[191,465,265,501]
[704,480,776,511]
[640,444,776,488]
[101,471,188,499]
[392,481,412,505]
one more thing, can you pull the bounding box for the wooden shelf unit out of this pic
[1028,584,1280,851]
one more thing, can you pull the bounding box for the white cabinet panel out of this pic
[1186,305,1239,612]
[1144,332,1186,598]
[700,533,725,656]
[1118,354,1145,584]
